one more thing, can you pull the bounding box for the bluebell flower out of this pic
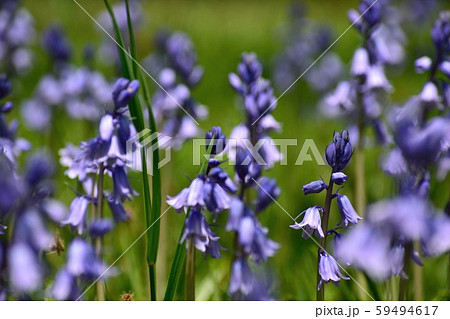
[351,48,370,77]
[203,181,233,220]
[358,0,383,30]
[302,179,327,195]
[248,222,280,263]
[110,165,138,203]
[238,215,279,261]
[0,2,35,73]
[235,147,262,185]
[146,31,206,148]
[205,126,226,155]
[0,75,11,99]
[61,196,90,235]
[325,130,353,171]
[8,242,42,293]
[420,82,440,106]
[234,52,262,87]
[66,238,107,279]
[0,153,23,215]
[431,11,450,51]
[318,252,349,290]
[423,216,450,257]
[165,32,204,87]
[24,152,55,187]
[256,177,280,212]
[394,117,450,169]
[180,209,222,257]
[208,167,237,193]
[290,206,324,239]
[367,196,431,240]
[331,172,347,185]
[51,269,78,301]
[14,208,53,251]
[229,257,255,295]
[336,194,362,227]
[89,219,114,237]
[112,78,139,111]
[107,197,131,223]
[415,56,432,73]
[42,25,71,63]
[226,198,245,232]
[167,177,205,210]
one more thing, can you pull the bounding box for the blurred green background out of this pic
[8,0,449,300]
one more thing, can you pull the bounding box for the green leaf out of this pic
[164,224,187,301]
[105,0,159,300]
[139,72,161,266]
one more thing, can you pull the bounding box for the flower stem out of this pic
[186,238,196,301]
[413,241,423,300]
[447,253,450,300]
[399,243,412,301]
[317,175,334,301]
[96,164,106,301]
[149,264,157,301]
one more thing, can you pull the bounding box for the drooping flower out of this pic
[290,206,324,239]
[318,252,350,290]
[336,194,362,227]
[180,209,222,258]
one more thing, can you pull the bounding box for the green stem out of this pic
[149,264,157,301]
[448,253,450,300]
[413,241,423,300]
[399,243,412,301]
[317,175,334,301]
[96,164,105,301]
[186,238,196,301]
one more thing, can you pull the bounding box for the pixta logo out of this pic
[126,129,172,175]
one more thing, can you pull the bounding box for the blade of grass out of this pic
[164,223,187,301]
[139,72,162,301]
[124,0,160,301]
[104,0,157,300]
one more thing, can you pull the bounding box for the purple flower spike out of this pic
[302,180,327,195]
[336,194,362,227]
[290,206,324,239]
[318,252,349,290]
